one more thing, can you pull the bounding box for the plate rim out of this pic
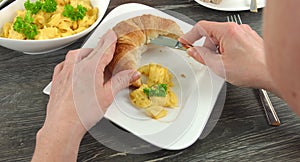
[194,0,266,11]
[0,0,9,8]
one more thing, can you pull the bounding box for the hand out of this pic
[45,29,140,134]
[179,21,275,92]
[32,30,140,162]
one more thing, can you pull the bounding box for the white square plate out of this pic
[43,3,225,150]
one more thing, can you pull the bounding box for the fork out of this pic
[227,14,281,126]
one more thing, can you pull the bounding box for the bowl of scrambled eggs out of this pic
[0,0,110,54]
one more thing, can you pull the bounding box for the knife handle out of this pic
[257,89,280,126]
[250,0,258,12]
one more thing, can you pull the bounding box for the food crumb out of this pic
[181,74,186,78]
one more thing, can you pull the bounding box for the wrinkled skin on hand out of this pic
[32,30,140,162]
[44,29,140,138]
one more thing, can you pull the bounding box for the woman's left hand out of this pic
[32,30,140,162]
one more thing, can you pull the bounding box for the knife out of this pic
[150,36,192,51]
[257,89,281,126]
[250,0,258,12]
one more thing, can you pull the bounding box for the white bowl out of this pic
[0,0,10,8]
[0,0,110,54]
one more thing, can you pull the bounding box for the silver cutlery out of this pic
[227,14,280,126]
[250,0,258,12]
[150,36,192,51]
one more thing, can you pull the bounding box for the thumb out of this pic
[105,70,140,96]
[188,46,225,78]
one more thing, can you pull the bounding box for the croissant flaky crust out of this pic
[200,0,222,4]
[108,14,183,86]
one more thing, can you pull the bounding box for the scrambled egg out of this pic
[130,63,178,119]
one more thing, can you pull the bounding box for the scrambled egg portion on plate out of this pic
[130,63,178,119]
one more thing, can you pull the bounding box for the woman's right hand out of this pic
[179,21,275,92]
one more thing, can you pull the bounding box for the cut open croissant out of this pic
[108,14,183,87]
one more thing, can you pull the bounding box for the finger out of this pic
[248,29,263,44]
[104,70,140,101]
[86,30,117,61]
[179,22,208,45]
[111,70,140,95]
[180,34,219,53]
[74,48,93,63]
[180,21,228,45]
[189,46,225,78]
[197,21,235,42]
[203,36,219,51]
[64,48,94,72]
[97,41,116,72]
[240,24,252,31]
[240,25,263,43]
[63,49,81,69]
[85,30,117,74]
[187,47,205,65]
[52,61,64,80]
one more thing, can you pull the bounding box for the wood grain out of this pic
[0,0,300,161]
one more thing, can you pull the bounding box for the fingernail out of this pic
[187,47,196,57]
[131,71,141,82]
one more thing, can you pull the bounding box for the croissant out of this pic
[108,14,183,87]
[201,0,222,4]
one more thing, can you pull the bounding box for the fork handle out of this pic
[257,89,281,126]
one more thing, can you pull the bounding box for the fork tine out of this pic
[227,14,243,24]
[237,14,243,24]
[233,15,238,23]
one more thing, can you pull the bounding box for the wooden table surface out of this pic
[1,0,300,161]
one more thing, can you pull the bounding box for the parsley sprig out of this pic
[24,0,43,14]
[13,11,38,39]
[143,84,168,97]
[62,4,87,21]
[24,0,57,14]
[41,0,57,13]
[13,0,57,39]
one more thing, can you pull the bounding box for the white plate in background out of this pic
[43,3,225,150]
[195,0,266,11]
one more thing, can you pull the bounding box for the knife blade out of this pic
[150,36,192,51]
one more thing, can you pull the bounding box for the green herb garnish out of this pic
[24,0,43,14]
[15,0,57,38]
[13,11,38,39]
[24,0,57,14]
[62,4,87,21]
[143,84,168,97]
[41,0,57,13]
